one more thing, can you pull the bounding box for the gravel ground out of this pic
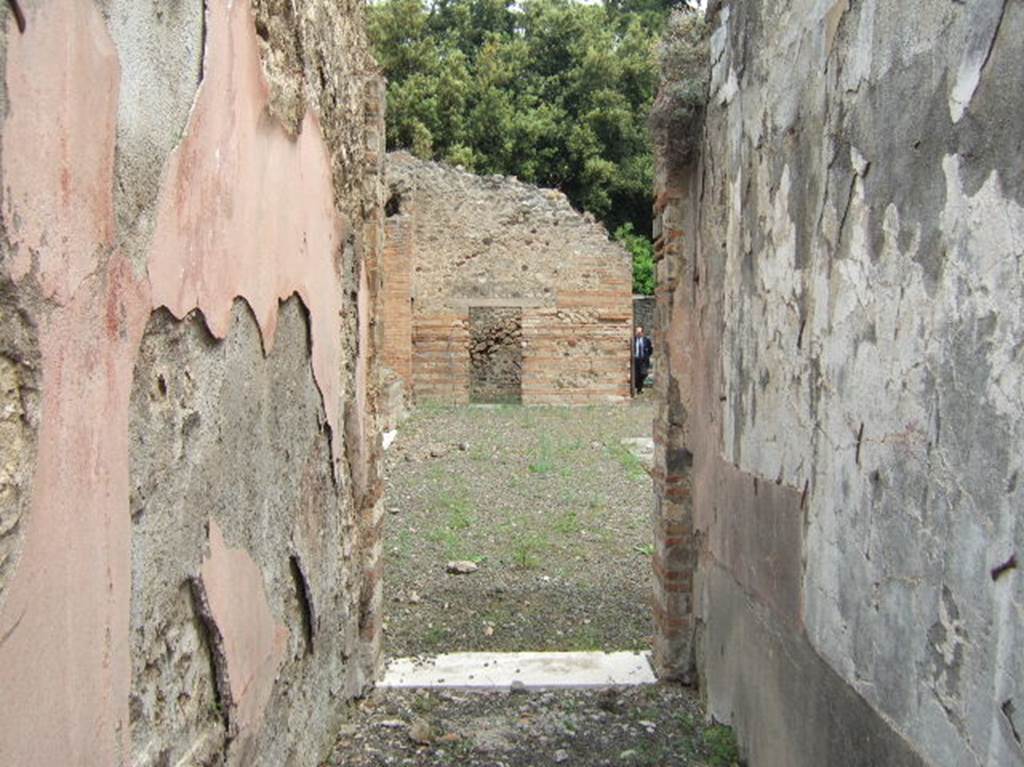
[325,399,741,767]
[380,398,657,656]
[325,685,740,767]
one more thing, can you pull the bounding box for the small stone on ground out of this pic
[446,560,480,574]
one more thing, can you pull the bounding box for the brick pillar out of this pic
[650,174,697,682]
[354,73,387,685]
[381,214,414,388]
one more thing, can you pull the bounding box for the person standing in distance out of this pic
[633,325,653,395]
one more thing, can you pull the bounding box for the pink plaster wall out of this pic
[0,3,143,763]
[1,0,118,298]
[200,520,288,742]
[0,1,356,763]
[146,0,347,475]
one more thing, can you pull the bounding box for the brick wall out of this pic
[385,152,632,405]
[411,314,470,404]
[381,212,414,388]
[650,183,696,682]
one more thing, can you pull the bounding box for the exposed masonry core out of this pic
[0,283,39,616]
[382,151,634,409]
[653,1,1023,765]
[469,307,524,404]
[0,1,385,764]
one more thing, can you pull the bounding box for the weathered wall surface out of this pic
[382,152,633,405]
[0,1,384,764]
[381,208,414,397]
[468,306,524,403]
[633,296,655,339]
[654,0,1023,765]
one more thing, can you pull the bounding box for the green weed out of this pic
[553,510,581,535]
[389,529,414,561]
[528,434,556,474]
[510,531,547,569]
[563,623,602,651]
[468,444,491,462]
[426,487,475,548]
[446,500,473,531]
[675,710,696,731]
[703,723,741,766]
[421,625,447,650]
[633,542,655,557]
[607,443,648,480]
[426,526,461,557]
[411,694,438,715]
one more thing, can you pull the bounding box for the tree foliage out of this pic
[368,0,676,240]
[614,223,655,295]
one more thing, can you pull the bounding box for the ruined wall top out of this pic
[385,151,632,315]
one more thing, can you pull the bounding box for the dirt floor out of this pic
[379,399,658,656]
[326,685,740,767]
[324,399,740,766]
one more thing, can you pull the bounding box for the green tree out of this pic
[367,0,673,241]
[614,223,654,295]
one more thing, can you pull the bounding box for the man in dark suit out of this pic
[633,325,653,394]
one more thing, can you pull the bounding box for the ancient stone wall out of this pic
[0,1,384,764]
[653,1,1023,765]
[382,152,633,406]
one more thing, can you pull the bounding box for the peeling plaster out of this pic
[146,0,347,475]
[199,520,288,746]
[824,0,850,56]
[722,162,809,486]
[948,0,1007,124]
[938,155,1024,421]
[756,150,1021,765]
[0,3,144,763]
[0,0,358,762]
[689,3,1023,762]
[1,0,118,298]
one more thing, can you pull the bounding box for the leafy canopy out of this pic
[368,0,674,281]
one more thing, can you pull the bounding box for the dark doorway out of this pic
[468,306,523,403]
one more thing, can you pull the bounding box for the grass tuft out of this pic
[703,723,741,766]
[510,531,547,569]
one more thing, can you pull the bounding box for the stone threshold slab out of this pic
[379,651,657,690]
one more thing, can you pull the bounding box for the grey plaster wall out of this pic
[657,0,1023,764]
[103,0,206,268]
